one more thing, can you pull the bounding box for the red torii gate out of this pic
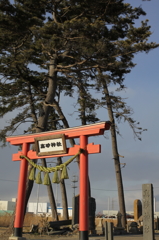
[6,121,110,240]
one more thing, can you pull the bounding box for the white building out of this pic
[27,202,73,217]
[27,202,48,214]
[0,199,16,211]
[48,206,72,217]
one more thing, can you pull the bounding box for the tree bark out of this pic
[41,158,59,221]
[24,56,58,220]
[102,78,126,228]
[57,157,69,220]
[53,100,91,197]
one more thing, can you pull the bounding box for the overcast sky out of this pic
[0,0,159,214]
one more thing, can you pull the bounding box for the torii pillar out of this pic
[6,121,111,240]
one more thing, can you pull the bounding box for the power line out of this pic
[92,187,159,192]
[1,178,159,192]
[71,175,78,197]
[0,179,18,182]
[91,188,141,192]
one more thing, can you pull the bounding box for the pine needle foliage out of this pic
[0,0,158,143]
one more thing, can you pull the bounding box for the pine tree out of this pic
[0,0,159,229]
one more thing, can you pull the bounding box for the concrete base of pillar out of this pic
[9,237,26,240]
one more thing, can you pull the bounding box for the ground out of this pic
[1,227,159,240]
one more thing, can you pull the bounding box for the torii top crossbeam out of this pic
[6,121,111,240]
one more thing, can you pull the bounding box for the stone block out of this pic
[72,195,96,230]
[95,218,104,235]
[142,183,154,240]
[127,221,139,234]
[9,237,26,240]
[134,199,142,221]
[105,221,114,240]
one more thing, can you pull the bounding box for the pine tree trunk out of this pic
[41,158,59,221]
[57,157,69,220]
[24,57,58,219]
[110,121,126,228]
[102,79,126,228]
[53,99,91,197]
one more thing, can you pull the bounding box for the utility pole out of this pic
[36,184,40,215]
[71,175,78,197]
[112,198,114,210]
[108,197,110,218]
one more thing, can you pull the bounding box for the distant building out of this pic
[48,206,73,217]
[27,202,73,217]
[27,202,48,214]
[0,200,16,211]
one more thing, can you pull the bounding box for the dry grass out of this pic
[23,213,59,232]
[0,212,60,239]
[0,212,53,229]
[0,212,13,227]
[0,213,117,229]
